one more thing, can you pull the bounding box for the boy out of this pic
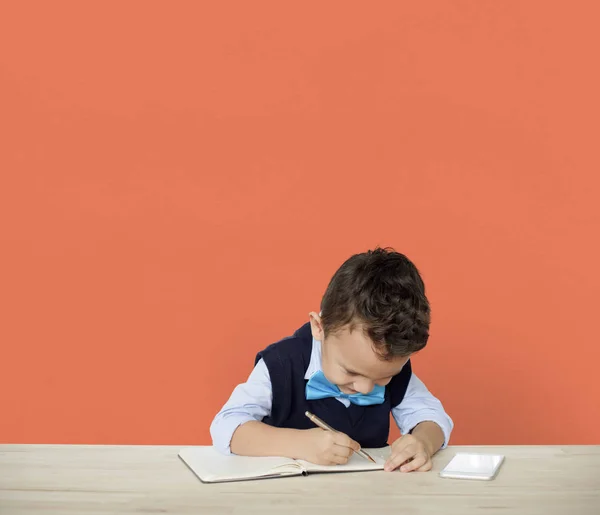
[210,248,453,472]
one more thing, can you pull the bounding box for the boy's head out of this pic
[309,248,430,395]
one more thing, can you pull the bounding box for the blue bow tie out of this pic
[305,370,385,406]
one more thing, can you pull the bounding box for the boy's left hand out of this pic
[384,434,432,472]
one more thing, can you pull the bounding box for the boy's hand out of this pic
[299,428,361,466]
[384,433,432,472]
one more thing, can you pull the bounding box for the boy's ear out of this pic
[308,312,325,341]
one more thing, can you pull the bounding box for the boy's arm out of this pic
[210,360,360,464]
[410,421,446,455]
[391,373,454,450]
[209,359,274,454]
[229,421,306,458]
[384,373,453,472]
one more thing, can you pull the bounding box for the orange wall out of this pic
[1,1,599,446]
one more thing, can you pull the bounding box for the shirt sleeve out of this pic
[391,373,454,448]
[209,358,273,454]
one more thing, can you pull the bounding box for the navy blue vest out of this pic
[256,323,412,448]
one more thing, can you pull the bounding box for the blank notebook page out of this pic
[179,447,298,482]
[298,446,390,472]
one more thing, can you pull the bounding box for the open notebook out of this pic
[179,446,391,483]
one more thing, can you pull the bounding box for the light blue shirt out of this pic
[211,338,454,454]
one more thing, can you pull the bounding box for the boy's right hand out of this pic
[299,428,361,465]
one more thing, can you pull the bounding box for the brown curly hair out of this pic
[320,248,430,359]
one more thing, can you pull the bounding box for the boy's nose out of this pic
[353,379,375,394]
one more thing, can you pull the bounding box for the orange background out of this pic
[1,1,599,446]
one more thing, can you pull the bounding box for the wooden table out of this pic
[1,445,599,514]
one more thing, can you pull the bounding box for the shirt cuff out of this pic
[399,412,454,449]
[210,414,259,455]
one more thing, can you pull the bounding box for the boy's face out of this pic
[309,312,409,395]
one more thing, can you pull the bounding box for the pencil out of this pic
[304,411,376,463]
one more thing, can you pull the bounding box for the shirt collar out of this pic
[305,338,323,379]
